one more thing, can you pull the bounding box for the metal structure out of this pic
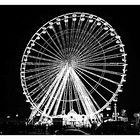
[20,12,127,126]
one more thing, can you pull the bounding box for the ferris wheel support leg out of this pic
[40,66,68,117]
[47,79,65,116]
[73,85,82,114]
[71,68,101,124]
[61,86,68,115]
[52,79,67,116]
[37,66,66,118]
[28,109,38,124]
[71,69,94,117]
[50,67,70,116]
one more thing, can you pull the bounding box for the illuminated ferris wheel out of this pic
[20,12,127,124]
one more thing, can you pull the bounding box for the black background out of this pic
[0,5,139,119]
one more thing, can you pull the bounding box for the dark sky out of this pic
[0,5,139,119]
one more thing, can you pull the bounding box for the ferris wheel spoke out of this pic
[86,40,119,58]
[26,73,51,89]
[44,30,64,58]
[77,66,120,85]
[77,19,97,49]
[51,25,65,55]
[29,79,49,97]
[70,16,83,55]
[75,67,116,95]
[27,55,60,63]
[71,16,82,45]
[34,87,48,104]
[32,75,58,103]
[29,72,58,97]
[24,62,59,66]
[92,24,104,37]
[74,68,108,103]
[90,34,116,54]
[73,21,100,56]
[64,19,69,49]
[36,33,63,59]
[79,62,127,67]
[69,18,76,55]
[89,44,121,59]
[79,53,124,64]
[27,69,58,89]
[25,64,61,73]
[79,65,124,76]
[74,19,90,53]
[83,30,111,51]
[94,25,110,41]
[89,36,118,53]
[29,82,51,99]
[25,64,60,73]
[28,79,49,97]
[79,43,120,61]
[71,18,84,53]
[82,24,104,49]
[58,23,66,49]
[33,42,62,61]
[78,36,117,59]
[25,66,59,81]
[25,70,48,81]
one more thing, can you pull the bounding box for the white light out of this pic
[106,106,111,110]
[89,19,93,23]
[16,114,19,117]
[104,22,108,26]
[7,116,10,118]
[72,14,76,17]
[64,19,68,23]
[104,27,109,30]
[37,113,40,116]
[81,18,85,21]
[110,28,115,32]
[49,26,53,29]
[115,35,120,39]
[49,22,53,25]
[96,17,101,21]
[97,22,101,26]
[72,18,76,21]
[64,15,68,19]
[26,99,30,102]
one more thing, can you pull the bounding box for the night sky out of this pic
[0,5,139,119]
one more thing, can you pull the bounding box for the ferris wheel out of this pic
[20,12,127,124]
